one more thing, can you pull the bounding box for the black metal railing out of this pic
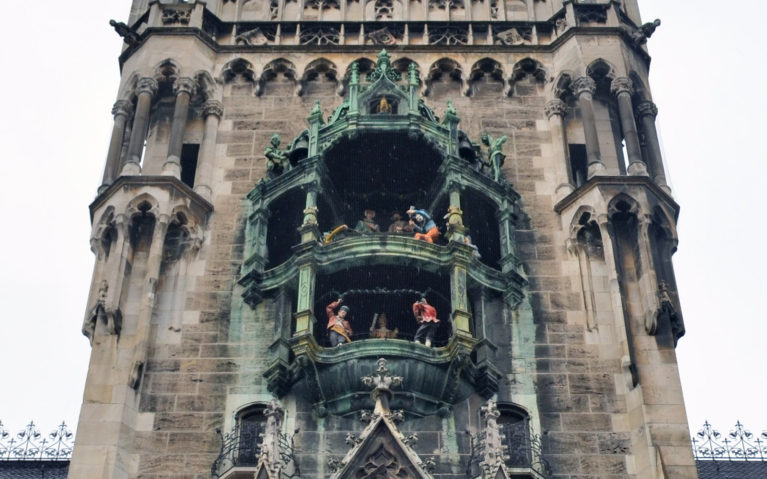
[211,422,264,476]
[693,421,767,461]
[500,421,551,476]
[0,421,74,461]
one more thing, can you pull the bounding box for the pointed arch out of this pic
[256,58,297,96]
[297,57,338,96]
[607,193,641,219]
[153,58,181,83]
[222,57,256,84]
[338,57,376,95]
[552,70,574,99]
[423,57,465,97]
[119,72,141,101]
[628,71,650,102]
[125,193,160,222]
[468,57,505,97]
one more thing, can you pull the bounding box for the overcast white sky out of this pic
[0,0,764,442]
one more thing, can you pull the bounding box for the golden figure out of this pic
[377,97,393,114]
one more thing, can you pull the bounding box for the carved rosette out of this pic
[637,101,659,119]
[544,99,568,119]
[610,77,634,97]
[572,76,596,97]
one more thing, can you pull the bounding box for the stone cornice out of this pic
[553,175,679,218]
[89,175,214,222]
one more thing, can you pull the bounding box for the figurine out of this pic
[326,298,353,346]
[369,313,398,339]
[464,233,481,259]
[264,133,291,178]
[388,211,413,233]
[354,209,380,233]
[377,97,393,114]
[412,297,440,347]
[481,133,507,182]
[407,207,439,243]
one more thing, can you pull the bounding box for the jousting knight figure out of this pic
[407,206,439,243]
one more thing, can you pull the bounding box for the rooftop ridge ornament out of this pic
[366,49,401,83]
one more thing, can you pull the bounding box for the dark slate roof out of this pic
[0,461,69,479]
[697,460,767,478]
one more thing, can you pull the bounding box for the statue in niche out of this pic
[369,313,398,339]
[355,209,381,233]
[407,207,440,243]
[326,298,353,346]
[264,133,291,178]
[376,97,393,114]
[481,133,507,182]
[412,297,440,347]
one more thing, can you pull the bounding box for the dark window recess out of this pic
[180,144,199,188]
[568,144,588,188]
[236,408,265,467]
[498,411,532,468]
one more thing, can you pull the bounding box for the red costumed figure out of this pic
[412,297,440,347]
[326,298,353,346]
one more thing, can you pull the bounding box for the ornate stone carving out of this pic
[575,5,607,24]
[610,77,634,97]
[235,26,277,45]
[136,77,159,97]
[374,0,395,20]
[631,19,661,47]
[367,49,402,83]
[161,8,192,25]
[366,26,403,45]
[173,77,195,96]
[300,25,340,45]
[111,99,133,118]
[544,99,568,119]
[572,76,596,97]
[431,0,464,9]
[429,25,469,45]
[203,100,224,118]
[109,19,139,47]
[636,101,658,118]
[494,27,531,46]
[555,16,568,34]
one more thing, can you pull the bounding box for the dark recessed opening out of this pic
[313,265,452,345]
[568,144,587,187]
[323,131,444,225]
[180,144,199,188]
[266,190,305,269]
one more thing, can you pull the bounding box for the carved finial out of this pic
[350,62,360,85]
[361,358,403,415]
[408,62,420,86]
[367,49,402,83]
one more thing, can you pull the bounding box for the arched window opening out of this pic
[495,403,532,468]
[129,203,156,254]
[101,222,118,260]
[233,404,267,467]
[568,144,588,187]
[462,190,501,267]
[180,143,199,188]
[313,265,452,345]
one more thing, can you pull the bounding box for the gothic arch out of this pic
[586,58,617,94]
[607,193,641,219]
[256,58,297,96]
[468,57,505,96]
[423,58,465,97]
[222,57,257,84]
[126,193,161,222]
[119,72,141,101]
[628,71,650,102]
[153,58,181,83]
[568,205,598,241]
[338,57,375,95]
[92,207,118,260]
[511,57,546,83]
[297,58,338,96]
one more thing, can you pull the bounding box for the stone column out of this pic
[445,182,465,243]
[193,100,223,201]
[123,77,158,175]
[163,77,196,178]
[637,101,670,193]
[572,76,605,177]
[99,100,134,193]
[611,77,647,176]
[544,99,574,199]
